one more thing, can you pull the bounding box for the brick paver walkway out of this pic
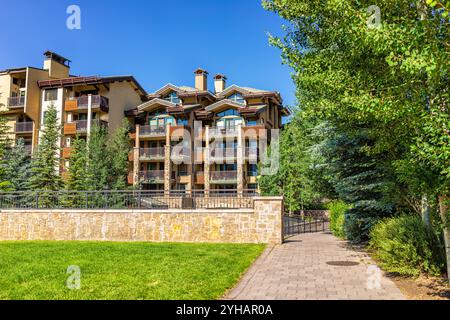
[226,232,405,300]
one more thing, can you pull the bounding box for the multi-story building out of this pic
[0,53,288,192]
[0,51,72,153]
[126,69,289,194]
[37,74,146,173]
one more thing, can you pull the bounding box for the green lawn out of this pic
[0,241,265,300]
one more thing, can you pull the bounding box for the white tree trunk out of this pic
[438,195,450,284]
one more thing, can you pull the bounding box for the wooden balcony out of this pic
[178,173,191,184]
[128,150,134,162]
[63,122,77,135]
[15,122,33,133]
[127,172,134,185]
[65,95,109,112]
[195,171,205,184]
[7,96,25,108]
[64,120,108,135]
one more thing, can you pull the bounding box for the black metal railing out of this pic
[0,190,257,210]
[283,213,330,237]
[15,122,33,133]
[7,96,25,108]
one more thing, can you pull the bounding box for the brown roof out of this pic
[38,75,147,97]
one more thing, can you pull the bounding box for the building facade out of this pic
[0,52,289,193]
[126,69,289,194]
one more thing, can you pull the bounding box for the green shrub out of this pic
[369,215,445,277]
[327,200,349,238]
[344,213,380,244]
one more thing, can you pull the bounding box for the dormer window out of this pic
[163,91,180,104]
[227,93,245,105]
[217,109,239,117]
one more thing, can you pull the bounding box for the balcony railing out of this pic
[245,147,258,160]
[7,96,25,108]
[139,170,165,183]
[210,147,237,159]
[140,125,166,137]
[76,119,108,133]
[210,170,238,182]
[209,126,239,138]
[15,122,33,133]
[139,147,165,160]
[77,95,109,110]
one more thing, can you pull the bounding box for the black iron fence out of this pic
[0,190,258,210]
[283,213,330,237]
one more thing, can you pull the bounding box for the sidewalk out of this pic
[226,232,405,300]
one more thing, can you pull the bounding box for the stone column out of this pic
[253,196,284,244]
[164,124,171,196]
[237,124,244,197]
[204,125,210,197]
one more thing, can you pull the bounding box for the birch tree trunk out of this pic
[438,195,450,284]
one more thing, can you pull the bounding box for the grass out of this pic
[0,241,265,300]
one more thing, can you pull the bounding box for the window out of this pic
[163,91,180,104]
[44,89,58,101]
[217,108,239,117]
[178,118,188,126]
[246,119,258,126]
[227,93,245,105]
[247,164,258,176]
[149,115,175,127]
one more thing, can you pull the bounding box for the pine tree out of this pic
[84,123,108,190]
[0,114,12,191]
[106,119,131,190]
[29,104,62,191]
[5,138,31,191]
[66,136,88,191]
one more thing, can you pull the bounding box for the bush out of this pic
[344,213,380,244]
[327,200,349,238]
[369,215,445,277]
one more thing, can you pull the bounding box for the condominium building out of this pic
[126,69,289,194]
[0,52,288,192]
[0,51,72,153]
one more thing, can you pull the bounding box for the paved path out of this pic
[226,232,405,300]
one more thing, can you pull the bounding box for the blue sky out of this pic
[0,0,296,106]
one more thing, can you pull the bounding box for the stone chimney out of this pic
[214,74,227,93]
[194,68,208,91]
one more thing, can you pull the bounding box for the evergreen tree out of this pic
[84,123,108,190]
[29,105,62,191]
[66,136,88,191]
[106,119,131,190]
[0,114,12,191]
[5,138,31,191]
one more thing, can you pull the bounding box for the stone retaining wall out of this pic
[0,197,283,244]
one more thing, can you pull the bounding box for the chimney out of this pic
[214,74,227,93]
[43,51,71,79]
[194,68,208,91]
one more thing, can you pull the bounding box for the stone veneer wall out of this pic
[0,197,283,244]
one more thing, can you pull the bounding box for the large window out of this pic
[163,91,180,104]
[227,93,245,105]
[149,115,175,127]
[44,89,58,101]
[217,108,239,117]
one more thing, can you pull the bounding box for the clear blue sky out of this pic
[0,0,296,107]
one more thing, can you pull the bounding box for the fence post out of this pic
[138,190,141,209]
[85,192,88,209]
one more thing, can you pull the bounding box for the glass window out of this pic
[247,164,258,176]
[178,118,188,126]
[44,89,58,101]
[163,92,180,104]
[227,93,245,104]
[217,109,239,117]
[246,119,258,126]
